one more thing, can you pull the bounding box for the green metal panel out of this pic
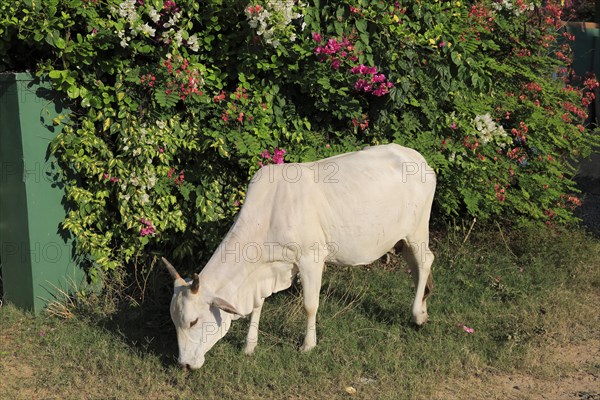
[0,72,85,313]
[567,23,600,80]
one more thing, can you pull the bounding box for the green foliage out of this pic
[1,0,598,277]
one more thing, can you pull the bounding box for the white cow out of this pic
[163,143,436,370]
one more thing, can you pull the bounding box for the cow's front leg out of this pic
[403,239,435,326]
[244,302,263,355]
[299,259,325,352]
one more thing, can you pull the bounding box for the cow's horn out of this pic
[161,257,181,281]
[190,273,200,294]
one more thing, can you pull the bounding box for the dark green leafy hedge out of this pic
[1,0,597,278]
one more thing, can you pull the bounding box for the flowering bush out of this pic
[1,0,598,279]
[245,0,304,48]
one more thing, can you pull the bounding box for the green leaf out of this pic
[67,86,80,99]
[356,19,367,33]
[451,51,462,66]
[317,77,330,89]
[48,69,62,79]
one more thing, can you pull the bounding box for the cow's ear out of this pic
[211,297,243,317]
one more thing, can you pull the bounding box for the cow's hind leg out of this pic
[402,237,434,326]
[298,256,325,352]
[244,301,263,355]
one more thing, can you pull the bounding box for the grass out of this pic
[1,224,599,399]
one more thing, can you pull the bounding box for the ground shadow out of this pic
[87,270,180,369]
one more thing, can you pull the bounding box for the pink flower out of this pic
[371,74,387,83]
[462,325,475,334]
[139,218,155,237]
[372,82,393,96]
[312,32,322,43]
[175,170,185,185]
[163,0,179,13]
[331,59,341,70]
[355,79,373,93]
[260,148,286,165]
[450,123,457,130]
[350,64,378,75]
[272,148,286,164]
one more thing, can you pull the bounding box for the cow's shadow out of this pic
[91,275,180,368]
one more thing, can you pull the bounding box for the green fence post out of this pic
[0,72,85,313]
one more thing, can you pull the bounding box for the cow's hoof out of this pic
[300,343,316,353]
[413,312,429,326]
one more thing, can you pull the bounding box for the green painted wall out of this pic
[0,72,85,313]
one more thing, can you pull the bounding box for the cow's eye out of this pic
[190,318,199,328]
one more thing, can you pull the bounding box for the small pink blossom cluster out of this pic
[103,173,119,183]
[163,0,179,13]
[351,64,394,96]
[167,168,185,185]
[313,34,357,70]
[259,147,286,166]
[139,218,155,237]
[162,57,203,101]
[245,4,262,15]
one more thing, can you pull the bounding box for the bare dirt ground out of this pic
[429,339,600,400]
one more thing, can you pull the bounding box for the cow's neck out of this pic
[199,239,295,316]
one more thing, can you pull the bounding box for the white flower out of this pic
[140,23,156,37]
[147,174,157,189]
[164,12,181,29]
[173,31,183,47]
[491,0,534,16]
[147,7,161,23]
[473,113,509,147]
[140,193,150,205]
[245,0,304,48]
[187,34,199,52]
[118,0,138,24]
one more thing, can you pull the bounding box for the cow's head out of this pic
[162,257,241,370]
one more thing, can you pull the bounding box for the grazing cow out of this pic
[163,143,436,370]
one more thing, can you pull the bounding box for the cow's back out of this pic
[242,144,436,266]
